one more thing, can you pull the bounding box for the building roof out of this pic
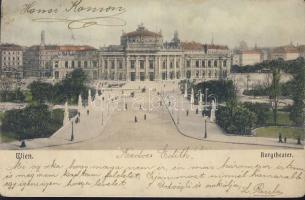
[204,44,229,50]
[181,42,204,51]
[241,49,262,54]
[181,42,229,51]
[58,45,96,51]
[272,45,299,54]
[27,45,96,51]
[0,43,23,50]
[122,24,162,38]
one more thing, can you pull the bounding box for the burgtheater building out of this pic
[99,24,232,81]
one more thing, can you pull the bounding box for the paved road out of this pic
[46,81,300,150]
[1,81,303,150]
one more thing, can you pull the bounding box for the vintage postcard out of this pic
[0,0,304,197]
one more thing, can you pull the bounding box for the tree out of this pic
[0,77,13,102]
[195,80,236,103]
[289,58,305,126]
[243,102,269,126]
[53,69,89,104]
[1,104,63,140]
[270,60,282,126]
[28,81,54,104]
[216,102,257,135]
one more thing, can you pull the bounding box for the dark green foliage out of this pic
[243,80,295,97]
[28,69,93,104]
[242,102,269,126]
[216,102,257,135]
[0,88,26,102]
[195,80,236,103]
[289,58,305,126]
[28,81,53,104]
[1,105,63,140]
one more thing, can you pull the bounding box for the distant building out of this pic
[298,45,305,58]
[238,49,262,66]
[51,46,98,80]
[271,45,299,61]
[0,44,23,78]
[98,24,231,81]
[24,31,97,79]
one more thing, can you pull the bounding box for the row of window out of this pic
[101,59,228,70]
[186,70,227,78]
[2,57,21,61]
[1,51,22,55]
[103,60,181,70]
[186,60,227,68]
[1,61,21,66]
[54,60,97,68]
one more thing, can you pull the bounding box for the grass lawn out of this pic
[266,111,294,126]
[255,126,304,139]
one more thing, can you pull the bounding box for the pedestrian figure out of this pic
[87,110,89,115]
[20,140,26,148]
[135,116,138,123]
[279,132,283,143]
[196,108,198,114]
[144,114,146,120]
[186,110,189,116]
[125,103,128,110]
[140,104,142,110]
[169,101,171,106]
[284,137,287,143]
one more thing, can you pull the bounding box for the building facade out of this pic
[0,44,23,78]
[271,45,300,61]
[99,24,232,81]
[52,47,98,80]
[24,31,98,79]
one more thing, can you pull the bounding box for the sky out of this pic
[1,0,305,48]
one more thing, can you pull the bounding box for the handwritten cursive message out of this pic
[0,150,305,197]
[20,0,127,29]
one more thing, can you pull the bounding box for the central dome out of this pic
[122,24,162,38]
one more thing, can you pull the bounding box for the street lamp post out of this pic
[204,116,207,139]
[102,112,104,125]
[205,88,209,115]
[71,121,74,141]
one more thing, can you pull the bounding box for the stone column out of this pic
[174,56,177,80]
[180,56,183,79]
[136,56,140,81]
[145,56,149,80]
[114,58,118,80]
[166,56,170,80]
[154,56,158,80]
[158,56,162,80]
[107,58,110,80]
[126,56,130,81]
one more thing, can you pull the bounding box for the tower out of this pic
[40,30,45,46]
